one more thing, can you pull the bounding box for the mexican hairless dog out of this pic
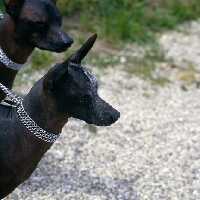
[0,0,74,101]
[0,34,120,198]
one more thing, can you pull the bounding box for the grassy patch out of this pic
[58,0,200,45]
[0,1,5,14]
[177,61,200,87]
[178,71,195,82]
[87,124,97,134]
[124,42,170,85]
[181,84,188,91]
[83,53,120,69]
[15,66,35,86]
[30,49,53,70]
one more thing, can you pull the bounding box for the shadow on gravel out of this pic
[18,156,140,199]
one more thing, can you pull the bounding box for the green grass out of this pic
[124,42,171,85]
[83,53,120,69]
[87,124,97,134]
[0,1,5,13]
[1,0,200,45]
[58,0,200,45]
[30,49,53,70]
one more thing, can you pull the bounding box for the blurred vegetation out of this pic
[1,0,200,44]
[0,1,4,13]
[124,43,171,85]
[30,49,53,70]
[1,0,200,86]
[57,0,200,85]
[57,0,200,44]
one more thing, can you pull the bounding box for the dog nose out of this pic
[63,36,74,48]
[111,109,120,122]
[66,36,74,45]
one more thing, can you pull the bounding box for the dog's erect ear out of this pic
[43,62,69,94]
[70,34,97,64]
[43,34,97,93]
[51,0,58,4]
[3,0,25,16]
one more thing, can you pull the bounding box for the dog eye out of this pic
[78,94,91,105]
[78,100,88,105]
[79,100,87,105]
[34,21,45,28]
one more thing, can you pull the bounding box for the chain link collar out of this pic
[0,83,61,143]
[0,11,27,70]
[0,11,3,19]
[0,47,27,70]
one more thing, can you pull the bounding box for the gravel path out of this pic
[4,20,200,199]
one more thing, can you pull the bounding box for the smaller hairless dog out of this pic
[0,0,74,101]
[0,34,120,198]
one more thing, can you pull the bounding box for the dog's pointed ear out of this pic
[3,0,25,16]
[43,62,69,94]
[70,34,97,64]
[51,0,58,5]
[43,34,97,93]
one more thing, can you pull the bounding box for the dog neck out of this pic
[0,82,62,143]
[0,15,35,100]
[0,15,34,64]
[23,78,70,134]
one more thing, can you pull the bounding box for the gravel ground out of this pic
[4,20,200,199]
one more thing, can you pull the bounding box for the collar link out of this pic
[0,83,61,143]
[0,47,27,70]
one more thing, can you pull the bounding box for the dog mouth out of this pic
[84,109,120,126]
[51,43,73,53]
[55,45,70,53]
[36,44,71,53]
[32,39,73,53]
[84,118,119,127]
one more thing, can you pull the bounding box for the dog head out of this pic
[43,34,120,126]
[3,0,74,52]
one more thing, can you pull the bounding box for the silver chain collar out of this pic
[0,11,27,70]
[0,47,27,70]
[0,83,61,143]
[0,11,3,19]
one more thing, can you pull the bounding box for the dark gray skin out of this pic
[0,0,74,100]
[0,35,120,198]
